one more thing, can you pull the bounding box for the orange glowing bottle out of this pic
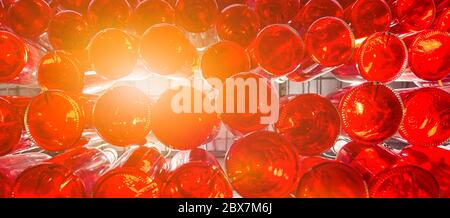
[163,148,232,198]
[47,10,91,51]
[131,0,175,35]
[86,0,132,31]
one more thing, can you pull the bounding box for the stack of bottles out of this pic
[0,0,449,198]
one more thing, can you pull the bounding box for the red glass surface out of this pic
[275,94,340,156]
[0,31,29,82]
[409,30,450,81]
[163,149,232,198]
[0,97,22,156]
[401,146,450,197]
[88,28,138,80]
[25,91,85,152]
[201,41,250,82]
[226,131,299,198]
[93,86,152,147]
[87,0,132,31]
[339,82,403,144]
[357,32,407,83]
[251,24,304,77]
[6,0,52,38]
[94,146,166,198]
[255,0,301,26]
[436,8,450,32]
[37,51,84,94]
[216,4,260,47]
[217,0,247,10]
[0,3,5,25]
[304,17,354,67]
[347,0,392,38]
[58,0,90,13]
[47,10,91,50]
[174,0,220,33]
[369,165,440,198]
[291,0,344,32]
[298,156,332,178]
[0,172,11,198]
[399,88,450,147]
[139,24,197,77]
[394,0,436,32]
[151,87,220,150]
[131,0,175,34]
[337,0,356,8]
[296,162,369,198]
[219,72,273,136]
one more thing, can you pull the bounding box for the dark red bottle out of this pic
[390,0,436,33]
[344,0,392,38]
[255,0,301,26]
[6,0,52,38]
[163,149,232,198]
[47,10,91,51]
[291,0,344,33]
[0,97,23,156]
[174,0,220,33]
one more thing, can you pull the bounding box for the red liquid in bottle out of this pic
[219,72,274,136]
[255,0,301,26]
[275,94,340,156]
[88,28,138,80]
[131,0,175,35]
[201,41,250,82]
[291,0,344,32]
[226,131,299,198]
[93,146,167,198]
[339,82,403,144]
[216,4,260,47]
[6,0,52,38]
[47,10,91,50]
[139,24,197,77]
[392,0,436,33]
[93,86,152,147]
[86,0,132,31]
[151,87,220,150]
[163,149,232,198]
[174,0,220,33]
[399,87,450,147]
[296,162,369,198]
[345,0,392,38]
[436,8,450,32]
[25,91,86,152]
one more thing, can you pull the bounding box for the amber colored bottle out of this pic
[226,131,299,198]
[86,0,132,31]
[25,91,86,152]
[6,0,52,38]
[275,94,341,156]
[131,0,175,35]
[0,153,51,198]
[47,10,91,51]
[0,31,41,84]
[13,146,115,198]
[151,86,220,150]
[163,149,232,198]
[93,146,167,198]
[93,86,152,147]
[337,142,440,198]
[338,82,404,144]
[398,87,450,148]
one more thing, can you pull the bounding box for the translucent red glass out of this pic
[6,0,52,38]
[131,0,175,34]
[357,32,407,83]
[174,0,220,33]
[346,0,392,38]
[37,51,84,94]
[88,28,138,80]
[151,87,220,150]
[139,24,197,77]
[58,0,91,13]
[291,0,344,32]
[0,97,22,156]
[296,162,369,198]
[47,10,91,50]
[304,17,354,67]
[13,147,113,198]
[93,147,167,198]
[217,0,247,10]
[339,82,403,144]
[275,94,340,156]
[163,149,232,198]
[216,4,260,47]
[399,87,450,147]
[86,0,132,31]
[251,24,304,77]
[93,86,152,147]
[255,0,301,26]
[408,30,450,81]
[393,0,436,32]
[436,8,450,32]
[201,41,250,82]
[0,172,11,198]
[219,72,273,136]
[25,91,85,152]
[226,131,299,198]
